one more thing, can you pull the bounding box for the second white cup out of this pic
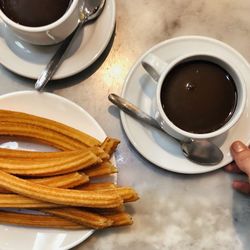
[0,0,80,45]
[141,52,246,141]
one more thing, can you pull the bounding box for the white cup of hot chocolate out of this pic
[0,0,80,45]
[141,53,246,141]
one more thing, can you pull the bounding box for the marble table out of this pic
[0,0,250,249]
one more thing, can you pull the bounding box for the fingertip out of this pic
[231,141,248,153]
[232,180,241,189]
[232,180,250,194]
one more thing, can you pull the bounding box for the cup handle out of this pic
[141,53,168,82]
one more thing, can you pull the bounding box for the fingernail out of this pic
[231,141,246,153]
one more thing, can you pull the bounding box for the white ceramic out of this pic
[0,91,111,250]
[141,52,246,141]
[121,36,250,174]
[0,0,80,45]
[0,0,115,79]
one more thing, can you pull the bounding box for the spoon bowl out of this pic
[108,93,224,166]
[81,0,106,22]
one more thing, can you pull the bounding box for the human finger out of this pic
[224,162,244,174]
[232,180,250,195]
[230,141,250,176]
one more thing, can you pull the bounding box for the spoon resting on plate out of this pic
[35,0,106,91]
[108,93,224,166]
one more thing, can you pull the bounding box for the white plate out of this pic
[0,90,109,250]
[0,0,115,80]
[121,35,250,174]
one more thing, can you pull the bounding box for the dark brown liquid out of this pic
[0,0,71,27]
[160,60,237,134]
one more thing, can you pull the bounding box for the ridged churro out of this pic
[42,207,113,229]
[0,172,89,194]
[31,172,89,188]
[0,147,108,160]
[0,170,122,208]
[0,151,101,176]
[77,185,139,203]
[0,186,138,209]
[0,210,84,229]
[104,187,139,203]
[0,121,86,150]
[78,182,117,190]
[84,161,118,178]
[101,137,120,156]
[90,146,110,160]
[105,212,133,227]
[41,208,133,228]
[0,109,100,147]
[0,194,61,208]
[0,147,77,159]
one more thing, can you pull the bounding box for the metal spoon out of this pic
[108,93,224,166]
[35,0,106,91]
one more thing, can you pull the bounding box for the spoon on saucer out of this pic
[35,0,106,91]
[108,93,224,166]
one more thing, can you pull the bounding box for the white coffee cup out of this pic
[141,53,246,141]
[0,0,80,45]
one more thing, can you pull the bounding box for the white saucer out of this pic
[0,0,115,80]
[0,91,110,250]
[121,36,250,174]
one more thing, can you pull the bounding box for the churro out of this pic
[77,184,139,202]
[0,210,84,229]
[92,188,138,203]
[0,172,89,194]
[41,208,133,228]
[84,161,118,178]
[0,151,101,176]
[0,194,61,208]
[42,207,113,229]
[105,212,133,227]
[101,137,120,156]
[115,187,139,203]
[31,172,89,188]
[0,147,108,160]
[0,109,100,147]
[77,182,117,190]
[0,147,78,159]
[0,121,86,150]
[90,146,110,160]
[0,170,122,208]
[0,185,137,209]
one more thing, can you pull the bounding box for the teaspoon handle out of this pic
[35,22,82,91]
[108,93,161,129]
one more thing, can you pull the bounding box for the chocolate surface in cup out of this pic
[160,60,237,134]
[0,0,71,27]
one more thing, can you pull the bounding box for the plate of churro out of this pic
[0,91,138,250]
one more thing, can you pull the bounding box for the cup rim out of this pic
[0,0,78,32]
[155,52,247,139]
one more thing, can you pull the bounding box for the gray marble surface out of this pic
[0,0,250,249]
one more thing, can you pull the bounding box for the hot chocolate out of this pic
[160,60,237,134]
[0,0,71,27]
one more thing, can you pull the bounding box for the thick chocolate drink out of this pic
[160,60,237,134]
[0,0,71,27]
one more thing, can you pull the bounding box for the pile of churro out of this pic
[0,109,139,230]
